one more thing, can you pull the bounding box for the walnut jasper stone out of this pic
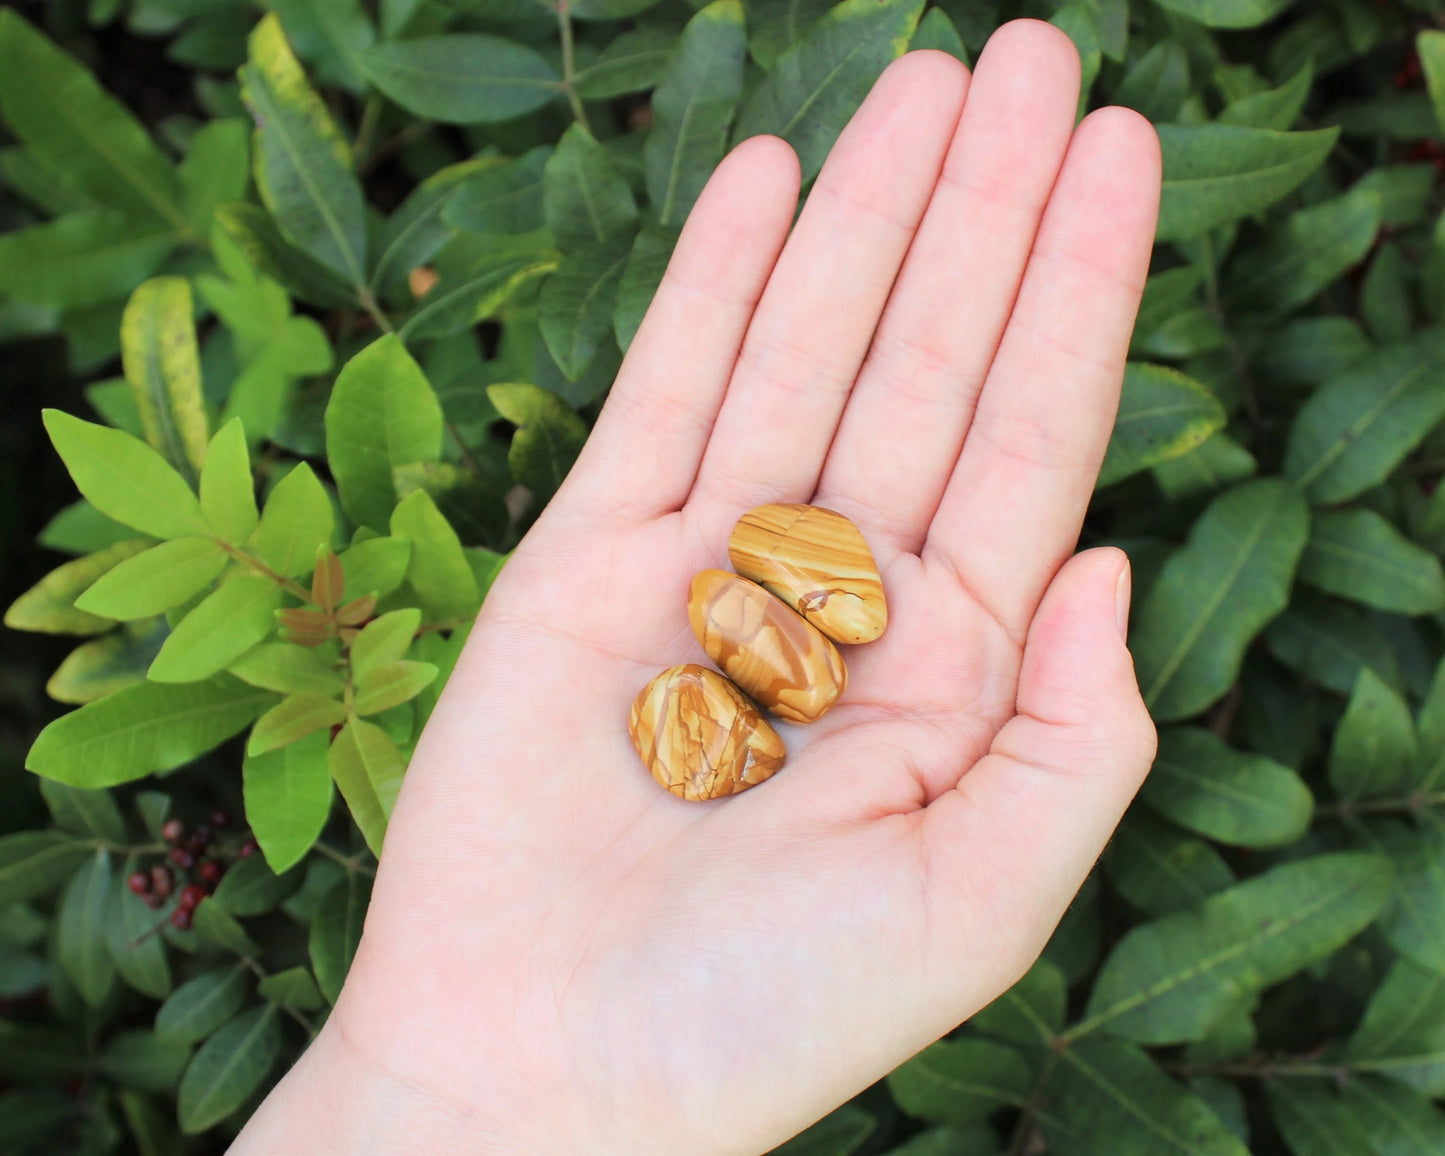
[688,569,847,725]
[629,665,786,801]
[728,504,888,645]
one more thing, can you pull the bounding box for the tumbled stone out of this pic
[688,569,847,725]
[629,664,786,801]
[727,503,888,645]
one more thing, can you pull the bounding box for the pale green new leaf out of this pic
[1154,124,1338,242]
[148,575,283,683]
[350,608,421,681]
[249,462,335,577]
[544,125,638,249]
[1131,479,1310,721]
[177,1005,281,1134]
[1099,363,1225,487]
[74,537,226,621]
[329,719,403,856]
[539,241,631,379]
[200,419,259,545]
[339,537,412,603]
[1143,727,1314,848]
[57,851,116,1008]
[241,14,367,288]
[646,2,746,227]
[885,1039,1032,1125]
[1081,853,1392,1044]
[247,692,346,755]
[733,0,924,180]
[121,278,209,479]
[5,540,148,635]
[487,383,589,502]
[360,35,560,124]
[326,335,445,531]
[243,731,332,873]
[1284,332,1445,504]
[353,661,438,716]
[43,410,209,540]
[390,490,480,620]
[310,871,372,1003]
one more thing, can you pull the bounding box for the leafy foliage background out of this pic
[2,0,1445,1149]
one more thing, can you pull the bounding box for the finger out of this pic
[925,108,1160,635]
[815,21,1081,554]
[921,548,1156,982]
[687,51,969,516]
[557,136,801,525]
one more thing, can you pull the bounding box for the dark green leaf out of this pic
[487,382,588,502]
[442,146,551,236]
[0,833,96,908]
[154,966,250,1046]
[177,1005,281,1133]
[0,212,182,310]
[57,851,116,1007]
[1329,669,1416,800]
[361,35,561,124]
[574,27,675,99]
[257,966,324,1011]
[1347,958,1445,1095]
[1300,509,1445,614]
[212,853,303,917]
[539,241,631,379]
[106,876,171,999]
[886,1038,1031,1124]
[310,872,372,1004]
[1109,812,1236,917]
[772,1105,877,1156]
[98,1030,189,1092]
[545,125,639,249]
[1099,363,1225,487]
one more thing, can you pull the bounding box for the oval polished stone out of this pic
[688,570,847,724]
[629,664,786,801]
[727,503,888,644]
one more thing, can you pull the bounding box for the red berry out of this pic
[150,865,173,900]
[169,848,195,870]
[239,839,259,859]
[199,860,224,885]
[126,871,150,896]
[209,810,230,830]
[186,828,210,855]
[169,907,193,931]
[178,884,206,910]
[161,818,185,844]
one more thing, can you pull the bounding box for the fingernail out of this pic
[1114,561,1132,641]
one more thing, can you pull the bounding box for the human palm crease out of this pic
[237,20,1164,1156]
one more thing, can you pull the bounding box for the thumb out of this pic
[922,546,1157,986]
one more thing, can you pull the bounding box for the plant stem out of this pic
[557,2,591,132]
[1314,790,1445,820]
[1006,1051,1061,1156]
[219,542,313,603]
[353,94,383,165]
[358,288,395,335]
[315,841,377,877]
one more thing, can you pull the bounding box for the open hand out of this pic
[235,20,1161,1156]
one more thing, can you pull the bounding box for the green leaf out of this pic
[909,8,968,61]
[390,490,481,620]
[1114,41,1190,123]
[310,872,372,1004]
[250,462,335,577]
[646,1,746,228]
[1374,821,1445,972]
[614,225,677,352]
[0,212,182,310]
[1219,63,1312,129]
[51,630,158,702]
[40,780,125,842]
[886,1039,1032,1125]
[487,383,588,502]
[200,418,259,545]
[215,202,357,310]
[1099,363,1226,487]
[73,537,227,621]
[1362,243,1412,344]
[212,854,303,918]
[148,575,284,683]
[339,537,412,602]
[99,1030,189,1094]
[190,897,262,956]
[1152,433,1258,501]
[179,117,250,235]
[1109,813,1236,917]
[545,125,639,249]
[247,692,347,755]
[539,241,631,379]
[1328,668,1417,802]
[121,277,209,480]
[328,719,403,857]
[881,1126,1003,1156]
[1142,727,1313,848]
[1153,125,1338,242]
[241,14,367,288]
[177,1005,281,1134]
[27,674,273,787]
[257,966,324,1011]
[1421,31,1445,138]
[353,661,437,716]
[0,833,96,908]
[1346,958,1445,1095]
[0,10,189,231]
[773,1105,877,1156]
[574,27,675,99]
[1284,333,1445,505]
[399,254,554,343]
[39,500,142,557]
[734,0,923,181]
[973,959,1067,1045]
[106,876,171,1000]
[326,335,445,531]
[243,731,332,873]
[268,0,375,94]
[1132,479,1310,722]
[1300,509,1445,614]
[57,851,116,1007]
[1354,165,1436,229]
[360,35,561,124]
[370,158,493,295]
[1039,1039,1247,1156]
[154,966,250,1046]
[43,410,209,540]
[229,641,344,695]
[5,540,149,635]
[1080,852,1392,1044]
[1270,1077,1445,1156]
[442,146,551,236]
[351,608,422,681]
[1225,188,1382,319]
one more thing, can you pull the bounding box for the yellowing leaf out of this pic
[5,540,149,635]
[121,278,209,480]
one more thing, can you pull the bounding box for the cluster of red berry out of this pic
[125,812,258,930]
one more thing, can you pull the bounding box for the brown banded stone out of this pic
[727,503,887,645]
[629,664,786,801]
[687,569,846,724]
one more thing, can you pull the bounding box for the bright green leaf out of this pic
[201,418,259,545]
[353,660,437,716]
[148,575,284,683]
[249,462,335,578]
[243,731,333,873]
[389,490,480,620]
[74,537,227,621]
[328,718,403,857]
[247,692,347,755]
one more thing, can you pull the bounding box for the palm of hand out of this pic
[262,22,1162,1156]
